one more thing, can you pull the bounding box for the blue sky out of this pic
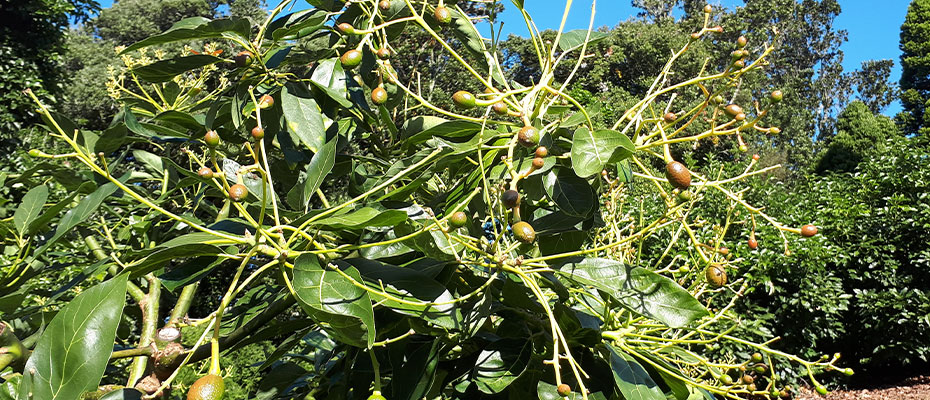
[478,0,908,116]
[96,0,909,115]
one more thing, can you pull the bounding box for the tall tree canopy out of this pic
[899,0,930,136]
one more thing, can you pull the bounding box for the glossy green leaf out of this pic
[120,17,250,54]
[406,118,482,145]
[607,345,666,400]
[26,183,89,235]
[286,138,336,211]
[13,185,47,236]
[35,178,123,257]
[309,58,352,107]
[340,258,462,330]
[292,254,375,347]
[282,83,326,152]
[544,168,597,218]
[557,258,708,328]
[388,339,441,400]
[131,55,222,83]
[22,274,128,400]
[255,362,307,400]
[558,30,609,51]
[571,128,635,178]
[313,207,407,229]
[473,339,532,394]
[268,9,327,40]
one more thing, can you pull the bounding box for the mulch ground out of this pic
[796,376,930,400]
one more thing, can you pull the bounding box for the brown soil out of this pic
[797,376,930,400]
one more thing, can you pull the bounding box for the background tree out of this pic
[815,101,898,173]
[854,59,898,114]
[898,0,930,136]
[0,0,99,138]
[60,0,268,128]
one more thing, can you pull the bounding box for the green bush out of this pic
[732,136,930,372]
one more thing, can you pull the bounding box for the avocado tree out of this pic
[3,0,846,399]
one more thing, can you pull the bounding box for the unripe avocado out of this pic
[663,112,677,123]
[340,50,363,69]
[198,167,213,178]
[452,91,476,108]
[233,51,252,68]
[770,90,783,102]
[532,157,545,169]
[449,211,468,228]
[204,130,220,147]
[492,101,508,115]
[512,221,536,244]
[371,87,388,105]
[535,146,548,158]
[434,6,452,24]
[251,126,265,140]
[800,224,818,237]
[379,0,391,11]
[229,184,248,202]
[187,374,224,400]
[557,383,571,397]
[258,94,274,109]
[705,264,727,287]
[501,190,520,208]
[517,126,539,147]
[724,104,743,117]
[665,161,692,189]
[376,48,391,60]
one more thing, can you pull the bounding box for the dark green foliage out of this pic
[738,137,930,372]
[816,101,898,173]
[0,0,99,137]
[899,0,930,135]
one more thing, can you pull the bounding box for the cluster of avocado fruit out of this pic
[448,144,547,245]
[334,3,456,106]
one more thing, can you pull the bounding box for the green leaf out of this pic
[282,83,326,152]
[22,274,128,400]
[120,17,250,54]
[313,207,407,230]
[557,258,708,328]
[388,339,441,400]
[571,128,635,178]
[268,9,327,40]
[607,345,667,400]
[406,118,482,145]
[292,254,375,347]
[558,30,609,52]
[340,258,462,330]
[544,168,597,218]
[13,185,48,236]
[255,362,306,400]
[26,183,90,235]
[131,55,222,83]
[286,138,336,211]
[473,339,532,394]
[35,178,124,257]
[309,58,352,107]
